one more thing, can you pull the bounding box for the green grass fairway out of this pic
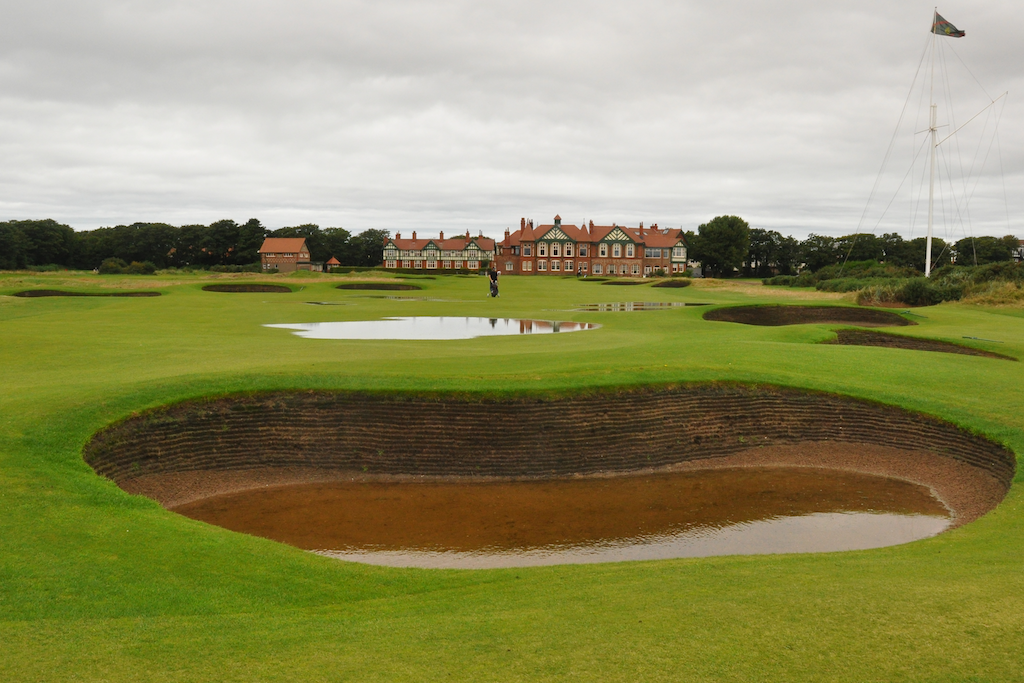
[2,270,1023,682]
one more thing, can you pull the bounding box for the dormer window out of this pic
[599,243,608,257]
[613,244,621,258]
[538,243,547,257]
[626,244,634,258]
[551,243,560,257]
[565,243,573,257]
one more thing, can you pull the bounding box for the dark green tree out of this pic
[235,219,267,265]
[691,216,749,278]
[322,227,353,265]
[348,229,390,267]
[272,224,327,262]
[953,235,1018,266]
[0,222,30,269]
[835,233,885,263]
[799,234,839,272]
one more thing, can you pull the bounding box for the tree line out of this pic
[0,219,389,271]
[686,216,1020,278]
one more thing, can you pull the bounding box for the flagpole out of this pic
[926,9,937,277]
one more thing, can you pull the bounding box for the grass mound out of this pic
[336,282,423,291]
[202,284,292,293]
[13,289,161,297]
[651,279,692,288]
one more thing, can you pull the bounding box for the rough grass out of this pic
[1,270,1023,681]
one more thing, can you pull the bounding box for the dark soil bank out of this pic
[336,283,422,290]
[202,284,292,293]
[826,329,1017,360]
[14,289,161,297]
[704,304,912,327]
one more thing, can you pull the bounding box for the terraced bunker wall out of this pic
[85,386,1016,488]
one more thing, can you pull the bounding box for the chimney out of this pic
[412,231,417,240]
[396,232,401,239]
[479,230,483,237]
[521,217,525,230]
[439,231,444,240]
[504,228,510,240]
[466,230,470,239]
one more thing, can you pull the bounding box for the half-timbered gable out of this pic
[381,231,496,271]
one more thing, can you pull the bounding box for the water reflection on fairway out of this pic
[174,467,951,569]
[264,317,600,340]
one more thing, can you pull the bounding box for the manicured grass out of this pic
[1,270,1023,681]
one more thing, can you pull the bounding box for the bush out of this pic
[209,263,262,273]
[898,279,944,307]
[98,258,128,274]
[124,261,157,275]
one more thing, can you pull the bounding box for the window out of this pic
[626,244,634,258]
[593,263,602,274]
[403,260,411,268]
[505,262,513,271]
[414,260,422,269]
[523,261,532,271]
[386,260,396,269]
[632,263,640,275]
[443,261,452,269]
[552,243,560,257]
[599,243,608,257]
[512,246,520,255]
[663,249,670,258]
[645,248,657,258]
[565,260,573,272]
[539,243,547,257]
[608,265,616,275]
[613,244,621,258]
[524,245,532,256]
[551,260,560,271]
[455,260,462,268]
[644,265,653,275]
[579,245,587,257]
[565,243,573,257]
[468,261,479,269]
[538,261,547,271]
[673,246,685,258]
[426,260,437,269]
[581,262,588,272]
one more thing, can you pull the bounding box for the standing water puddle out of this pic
[173,467,950,568]
[265,317,599,340]
[571,302,710,312]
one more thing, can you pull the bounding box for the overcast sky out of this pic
[1,1,1020,241]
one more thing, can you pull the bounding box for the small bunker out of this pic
[704,304,912,327]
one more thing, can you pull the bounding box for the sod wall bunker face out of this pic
[84,385,1014,550]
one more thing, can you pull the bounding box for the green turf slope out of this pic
[1,271,1022,682]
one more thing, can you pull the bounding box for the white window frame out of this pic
[599,244,608,257]
[468,260,479,269]
[632,263,640,274]
[426,260,437,269]
[579,245,587,257]
[551,260,560,271]
[538,243,547,257]
[613,244,621,258]
[443,260,452,269]
[565,243,573,257]
[626,244,634,258]
[505,262,513,271]
[593,263,602,274]
[524,261,532,271]
[552,243,560,257]
[524,245,532,257]
[386,260,396,269]
[538,260,547,271]
[414,260,422,269]
[565,260,573,272]
[581,262,588,272]
[403,260,411,268]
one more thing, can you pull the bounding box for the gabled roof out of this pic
[533,223,588,242]
[386,236,496,251]
[326,257,341,265]
[259,238,307,253]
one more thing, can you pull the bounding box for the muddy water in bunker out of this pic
[173,467,951,568]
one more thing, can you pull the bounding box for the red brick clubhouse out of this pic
[381,217,688,276]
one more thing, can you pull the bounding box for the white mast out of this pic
[925,9,937,277]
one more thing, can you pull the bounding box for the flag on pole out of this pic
[932,12,965,38]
